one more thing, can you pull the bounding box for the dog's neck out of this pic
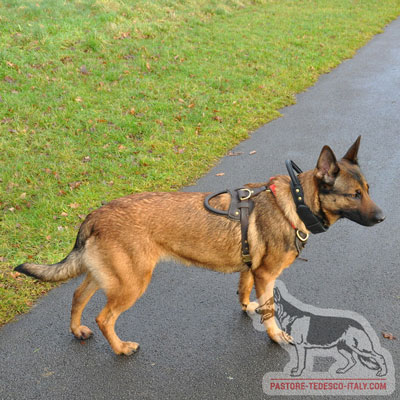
[272,170,326,233]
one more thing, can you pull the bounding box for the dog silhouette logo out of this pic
[248,280,395,396]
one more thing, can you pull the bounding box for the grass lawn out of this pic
[1,0,399,326]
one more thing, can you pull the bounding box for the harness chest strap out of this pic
[204,182,308,268]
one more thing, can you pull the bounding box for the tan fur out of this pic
[16,138,384,355]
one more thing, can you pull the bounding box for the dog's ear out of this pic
[274,287,281,302]
[316,145,339,185]
[342,135,361,164]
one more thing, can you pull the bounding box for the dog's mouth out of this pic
[340,208,385,226]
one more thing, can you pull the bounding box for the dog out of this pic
[273,286,388,377]
[15,136,385,355]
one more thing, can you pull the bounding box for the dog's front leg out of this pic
[291,346,306,376]
[238,269,258,312]
[253,268,294,345]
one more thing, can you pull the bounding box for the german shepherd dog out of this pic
[15,137,384,355]
[273,286,387,377]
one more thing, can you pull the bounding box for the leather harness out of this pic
[204,160,329,268]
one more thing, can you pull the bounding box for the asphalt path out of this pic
[1,17,399,400]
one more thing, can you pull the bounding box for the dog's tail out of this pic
[15,249,85,282]
[15,217,92,282]
[358,354,380,370]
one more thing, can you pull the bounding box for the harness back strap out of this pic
[204,186,269,267]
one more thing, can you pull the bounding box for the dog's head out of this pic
[315,136,385,226]
[274,287,284,322]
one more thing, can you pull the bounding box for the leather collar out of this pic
[285,160,328,234]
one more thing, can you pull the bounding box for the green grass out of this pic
[1,0,399,326]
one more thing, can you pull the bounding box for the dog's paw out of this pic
[290,367,303,377]
[117,341,140,356]
[71,325,93,340]
[376,368,387,377]
[245,301,259,315]
[268,328,294,345]
[335,367,347,374]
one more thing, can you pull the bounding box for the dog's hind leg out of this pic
[343,328,387,376]
[95,249,157,355]
[95,271,153,355]
[336,345,356,374]
[238,270,257,312]
[346,342,387,376]
[70,273,99,340]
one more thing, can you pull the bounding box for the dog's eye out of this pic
[343,190,362,199]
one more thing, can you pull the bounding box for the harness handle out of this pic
[204,190,230,216]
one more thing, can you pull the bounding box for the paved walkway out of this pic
[1,16,399,400]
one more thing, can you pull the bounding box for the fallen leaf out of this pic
[114,32,130,40]
[216,172,225,177]
[69,181,81,190]
[382,332,396,340]
[60,56,73,64]
[82,156,91,162]
[4,76,15,84]
[173,146,185,154]
[69,203,80,209]
[61,212,68,217]
[80,65,89,75]
[46,235,52,240]
[75,96,83,103]
[129,107,135,115]
[20,192,27,199]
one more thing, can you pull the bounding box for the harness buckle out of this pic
[242,253,252,264]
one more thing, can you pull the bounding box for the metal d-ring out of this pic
[239,188,252,201]
[296,229,309,242]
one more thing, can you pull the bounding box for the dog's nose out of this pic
[376,215,386,223]
[373,209,385,224]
